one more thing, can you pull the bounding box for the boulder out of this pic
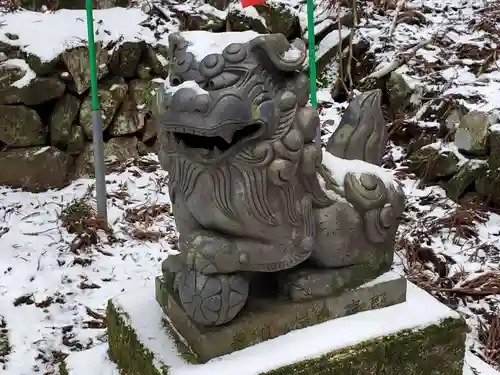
[66,125,85,156]
[475,169,500,205]
[62,44,109,95]
[24,54,59,75]
[79,76,128,139]
[305,28,351,76]
[136,62,153,80]
[408,143,462,180]
[175,5,226,31]
[109,42,144,78]
[0,105,46,147]
[74,136,139,177]
[144,46,169,78]
[0,60,65,105]
[0,146,71,192]
[407,133,437,156]
[107,99,140,137]
[206,0,225,10]
[142,117,157,143]
[19,0,127,10]
[445,161,487,202]
[0,59,27,93]
[454,110,490,156]
[228,9,268,34]
[488,125,500,169]
[107,80,155,137]
[0,40,58,75]
[255,3,300,38]
[445,107,463,132]
[129,79,155,114]
[386,71,412,112]
[137,141,149,156]
[460,192,482,206]
[49,94,81,148]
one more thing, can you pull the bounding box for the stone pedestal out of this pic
[155,271,406,362]
[106,272,467,375]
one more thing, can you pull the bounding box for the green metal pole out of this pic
[85,0,107,220]
[306,0,320,146]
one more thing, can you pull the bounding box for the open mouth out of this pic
[171,123,261,157]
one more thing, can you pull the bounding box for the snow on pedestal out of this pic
[101,271,466,375]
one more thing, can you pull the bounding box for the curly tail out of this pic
[325,89,387,166]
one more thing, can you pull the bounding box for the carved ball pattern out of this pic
[223,43,247,63]
[173,51,194,74]
[282,129,304,152]
[360,173,378,190]
[279,91,297,111]
[296,107,319,144]
[199,53,225,78]
[177,269,249,326]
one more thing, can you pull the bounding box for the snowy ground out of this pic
[2,0,500,374]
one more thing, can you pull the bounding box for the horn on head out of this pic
[249,34,306,72]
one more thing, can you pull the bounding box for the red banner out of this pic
[240,0,266,8]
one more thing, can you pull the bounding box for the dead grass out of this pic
[397,198,500,368]
[59,191,113,253]
[124,202,171,225]
[0,0,20,12]
[431,204,489,240]
[480,314,500,365]
[124,202,172,241]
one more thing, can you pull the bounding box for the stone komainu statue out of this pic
[156,32,405,327]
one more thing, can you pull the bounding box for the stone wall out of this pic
[407,109,500,206]
[0,0,321,192]
[0,0,391,193]
[0,39,167,192]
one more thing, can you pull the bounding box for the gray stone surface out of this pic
[155,272,407,362]
[326,90,388,166]
[155,31,406,328]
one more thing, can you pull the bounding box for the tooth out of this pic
[178,140,185,149]
[213,147,221,157]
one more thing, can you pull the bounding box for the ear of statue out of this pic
[249,34,306,73]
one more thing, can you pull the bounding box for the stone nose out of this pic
[166,87,210,113]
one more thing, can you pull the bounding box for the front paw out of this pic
[181,230,238,274]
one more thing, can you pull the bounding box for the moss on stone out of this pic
[254,3,299,38]
[107,300,169,375]
[154,274,406,362]
[446,161,487,202]
[59,361,68,375]
[0,316,10,371]
[265,317,466,375]
[107,293,466,375]
[160,318,199,364]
